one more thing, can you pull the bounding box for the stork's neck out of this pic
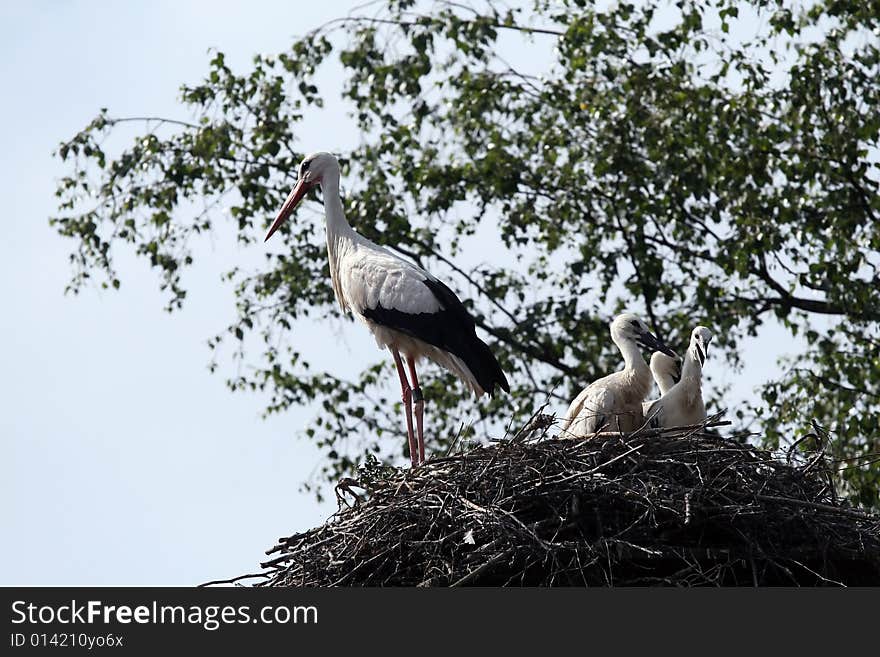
[319,169,358,312]
[319,169,356,242]
[653,367,676,396]
[618,338,649,376]
[681,345,703,382]
[616,338,651,401]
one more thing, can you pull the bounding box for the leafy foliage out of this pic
[53,0,879,504]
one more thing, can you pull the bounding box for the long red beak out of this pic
[264,178,310,242]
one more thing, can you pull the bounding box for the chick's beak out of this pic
[638,331,677,358]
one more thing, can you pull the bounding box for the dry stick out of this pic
[199,573,269,587]
[508,403,551,443]
[547,443,647,487]
[567,421,732,442]
[754,495,877,521]
[450,549,515,587]
[788,558,846,587]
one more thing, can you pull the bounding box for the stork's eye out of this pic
[302,160,311,172]
[630,320,641,329]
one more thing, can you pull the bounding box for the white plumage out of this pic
[644,326,712,428]
[560,313,676,438]
[264,152,509,466]
[650,352,680,396]
[642,351,681,416]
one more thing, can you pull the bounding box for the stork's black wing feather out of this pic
[361,277,510,396]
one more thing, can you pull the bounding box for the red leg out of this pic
[406,357,425,465]
[391,348,418,467]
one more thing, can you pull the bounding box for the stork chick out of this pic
[560,314,676,437]
[642,351,681,416]
[645,326,712,428]
[650,351,680,396]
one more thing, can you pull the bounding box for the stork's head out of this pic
[264,151,339,242]
[690,326,713,366]
[610,313,677,358]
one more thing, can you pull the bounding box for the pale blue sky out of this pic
[1,1,791,585]
[0,0,373,586]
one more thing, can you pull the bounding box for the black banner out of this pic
[1,587,875,653]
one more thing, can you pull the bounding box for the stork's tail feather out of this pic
[412,277,510,397]
[461,335,510,397]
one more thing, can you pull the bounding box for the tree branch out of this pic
[312,14,566,39]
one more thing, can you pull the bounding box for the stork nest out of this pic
[217,415,880,586]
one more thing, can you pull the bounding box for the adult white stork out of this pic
[560,313,676,438]
[644,326,712,428]
[264,152,510,467]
